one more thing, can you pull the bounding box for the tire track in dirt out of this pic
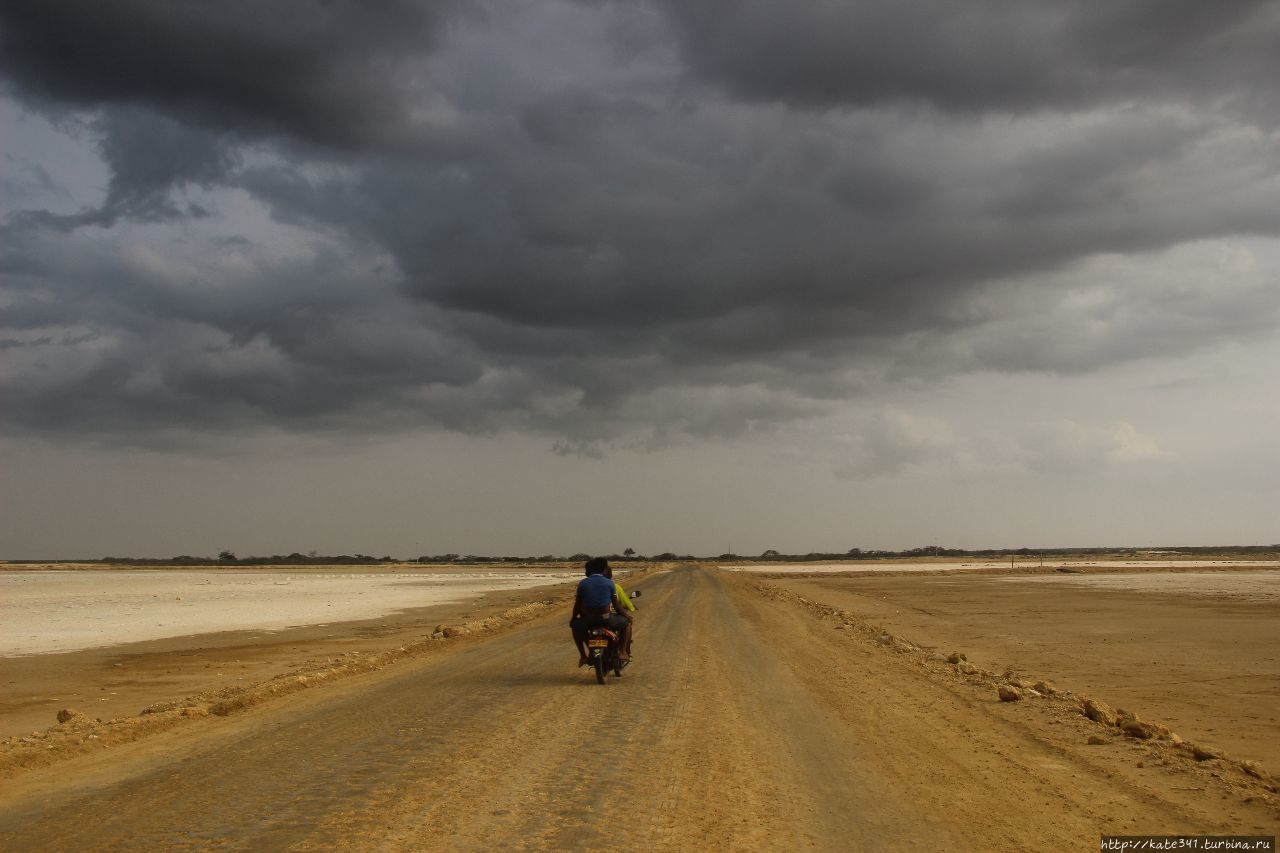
[660,569,955,850]
[300,568,700,851]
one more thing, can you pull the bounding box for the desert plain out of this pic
[1,557,1277,850]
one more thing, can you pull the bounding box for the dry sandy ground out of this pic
[0,564,595,741]
[775,568,1280,772]
[1,565,1276,850]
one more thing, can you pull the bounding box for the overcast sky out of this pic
[1,0,1277,559]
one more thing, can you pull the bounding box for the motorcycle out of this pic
[584,590,640,685]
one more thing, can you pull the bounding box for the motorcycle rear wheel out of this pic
[593,654,606,684]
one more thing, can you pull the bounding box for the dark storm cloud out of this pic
[0,0,463,149]
[10,107,246,229]
[2,0,1280,449]
[654,0,1280,117]
[90,109,237,224]
[0,0,464,228]
[0,217,491,439]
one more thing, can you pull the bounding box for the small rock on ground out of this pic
[1241,761,1268,780]
[1119,715,1159,740]
[1082,698,1118,727]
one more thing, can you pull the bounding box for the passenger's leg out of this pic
[571,618,587,664]
[612,614,632,661]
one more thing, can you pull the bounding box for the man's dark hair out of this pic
[584,556,610,576]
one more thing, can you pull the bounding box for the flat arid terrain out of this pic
[1,561,1277,850]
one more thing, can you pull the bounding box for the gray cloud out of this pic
[825,408,1168,481]
[2,0,1279,452]
[654,0,1280,118]
[1015,420,1165,473]
[90,108,238,224]
[0,0,464,149]
[831,408,959,479]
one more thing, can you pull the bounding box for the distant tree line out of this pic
[98,552,398,566]
[88,551,664,566]
[42,542,1275,566]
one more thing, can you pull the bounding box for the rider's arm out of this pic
[611,593,633,621]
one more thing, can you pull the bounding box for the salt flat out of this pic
[720,558,1279,574]
[1003,568,1280,600]
[0,569,578,656]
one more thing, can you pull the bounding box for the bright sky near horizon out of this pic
[1,1,1277,559]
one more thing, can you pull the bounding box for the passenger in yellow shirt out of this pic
[603,564,635,660]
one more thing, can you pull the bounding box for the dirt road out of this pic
[1,567,1275,851]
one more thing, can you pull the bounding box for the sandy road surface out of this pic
[1,567,1275,851]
